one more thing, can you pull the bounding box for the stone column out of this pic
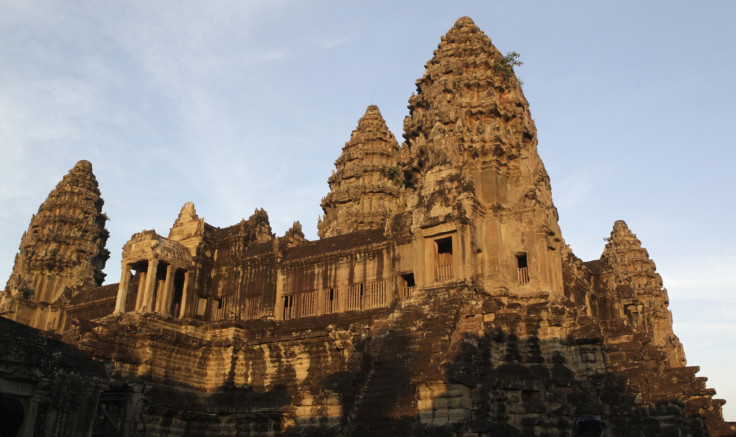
[157,264,175,314]
[275,265,285,320]
[164,266,176,315]
[142,259,159,313]
[114,263,132,314]
[135,271,146,312]
[166,266,177,314]
[178,271,191,319]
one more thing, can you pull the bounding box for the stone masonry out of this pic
[1,16,734,437]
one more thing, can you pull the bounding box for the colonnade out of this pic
[114,259,191,318]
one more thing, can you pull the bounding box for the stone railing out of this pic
[283,295,295,320]
[297,291,318,318]
[322,289,337,314]
[364,280,387,309]
[212,298,226,320]
[401,286,415,298]
[281,281,390,320]
[346,284,364,311]
[518,267,529,284]
[437,264,453,281]
[244,296,261,320]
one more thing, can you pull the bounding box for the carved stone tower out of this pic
[1,160,109,329]
[598,220,687,367]
[318,105,401,238]
[401,17,564,294]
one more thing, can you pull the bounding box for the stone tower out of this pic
[318,105,401,238]
[1,160,109,330]
[1,17,734,437]
[401,17,564,294]
[598,220,687,367]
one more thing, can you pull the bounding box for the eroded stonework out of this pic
[1,160,110,331]
[319,104,401,239]
[1,16,734,437]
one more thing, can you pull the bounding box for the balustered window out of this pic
[435,237,454,281]
[400,273,415,297]
[516,253,529,284]
[283,294,295,320]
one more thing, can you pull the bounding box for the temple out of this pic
[1,17,734,437]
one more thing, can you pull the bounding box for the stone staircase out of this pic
[344,289,464,435]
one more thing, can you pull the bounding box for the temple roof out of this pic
[285,229,386,261]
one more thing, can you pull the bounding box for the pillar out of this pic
[178,271,191,319]
[141,259,159,313]
[135,271,146,312]
[165,266,177,315]
[114,263,132,314]
[157,265,175,315]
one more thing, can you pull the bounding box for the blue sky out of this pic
[1,1,734,420]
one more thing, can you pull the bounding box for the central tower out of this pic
[399,17,564,294]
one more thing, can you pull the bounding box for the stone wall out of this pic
[2,15,735,437]
[66,284,734,436]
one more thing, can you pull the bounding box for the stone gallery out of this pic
[1,17,734,437]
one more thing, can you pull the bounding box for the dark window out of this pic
[283,295,294,320]
[400,273,415,297]
[516,253,528,269]
[400,273,415,287]
[436,237,452,255]
[516,253,529,284]
[92,389,128,437]
[436,237,454,281]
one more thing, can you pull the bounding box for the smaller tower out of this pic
[599,220,686,367]
[1,160,110,330]
[318,105,402,238]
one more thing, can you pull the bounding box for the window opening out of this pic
[435,237,454,281]
[283,295,294,320]
[365,280,387,309]
[325,288,337,314]
[516,253,529,284]
[298,291,317,317]
[347,283,364,310]
[92,389,128,437]
[400,273,415,297]
[212,297,225,320]
[245,296,261,320]
[0,393,24,437]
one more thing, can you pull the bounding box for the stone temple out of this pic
[1,17,734,437]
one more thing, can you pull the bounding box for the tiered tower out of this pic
[598,220,686,367]
[1,160,109,329]
[318,105,401,238]
[401,17,563,294]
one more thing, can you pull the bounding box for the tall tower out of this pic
[401,17,564,294]
[1,160,109,329]
[319,105,401,238]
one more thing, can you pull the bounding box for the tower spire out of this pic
[319,105,401,238]
[2,160,110,307]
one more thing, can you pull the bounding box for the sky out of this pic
[1,0,734,421]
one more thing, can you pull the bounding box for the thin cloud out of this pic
[314,36,350,50]
[661,255,736,300]
[552,169,594,209]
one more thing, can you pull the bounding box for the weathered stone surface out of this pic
[400,16,564,297]
[0,316,110,437]
[1,16,735,437]
[319,105,401,239]
[0,160,109,331]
